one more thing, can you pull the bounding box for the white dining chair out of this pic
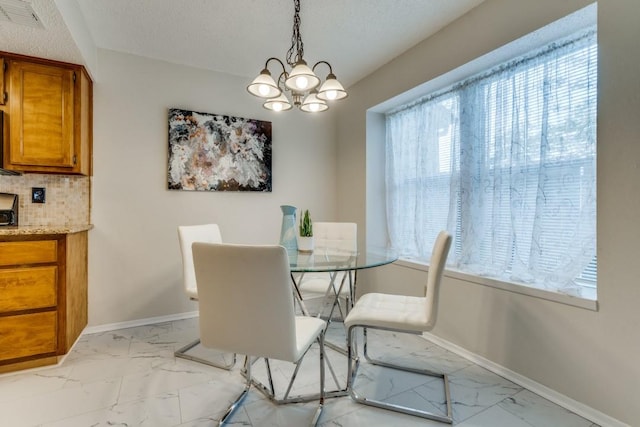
[344,230,453,424]
[193,242,326,426]
[296,222,357,319]
[175,224,236,369]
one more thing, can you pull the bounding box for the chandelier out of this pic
[247,0,347,113]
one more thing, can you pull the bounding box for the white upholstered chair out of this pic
[344,230,453,424]
[297,222,357,319]
[192,242,326,426]
[175,224,236,369]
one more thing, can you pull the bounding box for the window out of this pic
[385,29,597,296]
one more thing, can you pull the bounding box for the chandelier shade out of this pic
[247,0,347,112]
[317,73,348,101]
[284,60,321,92]
[264,93,293,112]
[300,90,328,113]
[247,69,281,98]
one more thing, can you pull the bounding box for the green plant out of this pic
[299,209,313,237]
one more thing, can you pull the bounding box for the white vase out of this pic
[297,236,314,252]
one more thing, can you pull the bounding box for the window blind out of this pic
[385,29,597,295]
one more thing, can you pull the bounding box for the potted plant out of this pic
[297,209,314,252]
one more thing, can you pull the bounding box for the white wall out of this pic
[336,0,640,425]
[89,49,338,326]
[84,0,640,422]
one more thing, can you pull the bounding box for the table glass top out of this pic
[288,245,398,273]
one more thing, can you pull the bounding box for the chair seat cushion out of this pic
[299,272,350,296]
[344,292,428,332]
[293,316,326,362]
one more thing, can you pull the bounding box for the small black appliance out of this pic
[0,193,18,226]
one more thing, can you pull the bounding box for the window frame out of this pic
[365,4,598,310]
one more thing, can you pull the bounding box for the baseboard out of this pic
[422,332,628,427]
[83,311,199,335]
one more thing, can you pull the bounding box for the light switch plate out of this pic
[32,187,45,203]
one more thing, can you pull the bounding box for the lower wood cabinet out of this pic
[0,311,57,361]
[0,232,88,373]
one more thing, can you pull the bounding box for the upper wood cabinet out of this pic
[2,53,92,175]
[0,57,5,106]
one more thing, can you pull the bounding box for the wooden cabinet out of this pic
[1,52,92,175]
[9,61,75,170]
[0,312,57,362]
[0,232,88,373]
[0,57,5,106]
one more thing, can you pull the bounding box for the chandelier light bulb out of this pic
[258,84,271,96]
[272,102,284,112]
[325,90,338,100]
[295,75,309,90]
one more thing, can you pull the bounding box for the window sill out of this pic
[394,258,598,311]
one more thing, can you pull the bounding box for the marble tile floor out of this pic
[0,317,600,427]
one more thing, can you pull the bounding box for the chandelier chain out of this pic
[286,0,303,67]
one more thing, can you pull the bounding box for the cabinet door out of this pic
[9,60,75,168]
[0,57,5,106]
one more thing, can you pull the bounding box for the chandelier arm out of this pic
[276,71,289,91]
[264,57,287,74]
[312,60,334,75]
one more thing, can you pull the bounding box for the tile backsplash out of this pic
[0,174,90,226]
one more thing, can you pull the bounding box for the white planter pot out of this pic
[297,236,314,252]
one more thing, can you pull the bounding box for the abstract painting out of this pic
[168,108,272,191]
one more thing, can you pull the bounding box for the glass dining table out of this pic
[288,245,398,319]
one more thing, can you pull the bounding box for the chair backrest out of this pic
[192,242,299,362]
[177,224,223,298]
[424,231,452,330]
[314,222,357,253]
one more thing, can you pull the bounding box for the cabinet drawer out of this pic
[0,311,57,361]
[0,266,57,312]
[0,240,57,266]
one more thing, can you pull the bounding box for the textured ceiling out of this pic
[0,0,83,64]
[0,0,484,87]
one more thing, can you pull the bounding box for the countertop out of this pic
[0,224,93,236]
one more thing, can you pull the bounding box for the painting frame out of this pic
[167,108,272,192]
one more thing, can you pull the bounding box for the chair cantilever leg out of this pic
[311,332,326,427]
[219,356,252,426]
[347,325,453,424]
[174,338,236,370]
[238,337,326,426]
[241,342,325,404]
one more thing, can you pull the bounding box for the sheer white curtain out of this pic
[386,30,597,294]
